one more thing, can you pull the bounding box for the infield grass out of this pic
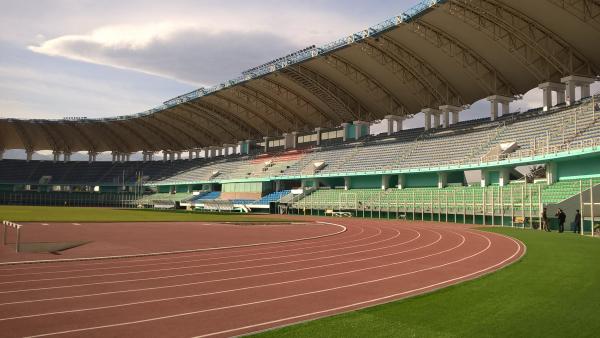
[252,228,600,338]
[0,205,288,223]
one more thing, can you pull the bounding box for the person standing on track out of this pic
[541,207,550,232]
[556,208,566,233]
[572,210,581,234]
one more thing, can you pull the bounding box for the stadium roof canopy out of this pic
[1,0,599,154]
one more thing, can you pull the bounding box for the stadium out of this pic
[0,0,599,337]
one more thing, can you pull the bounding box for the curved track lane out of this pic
[0,219,524,338]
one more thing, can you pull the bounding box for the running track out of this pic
[0,219,525,337]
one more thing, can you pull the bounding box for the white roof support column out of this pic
[263,136,271,153]
[439,105,462,127]
[27,149,35,163]
[538,82,566,111]
[422,108,439,131]
[437,172,447,189]
[63,151,71,163]
[314,127,323,146]
[433,112,441,128]
[344,177,351,191]
[283,132,298,150]
[561,75,596,105]
[223,144,236,156]
[384,115,404,135]
[162,151,168,162]
[486,95,514,121]
[498,168,510,187]
[381,174,390,191]
[354,121,370,140]
[397,174,405,190]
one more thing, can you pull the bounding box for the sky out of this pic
[0,0,597,160]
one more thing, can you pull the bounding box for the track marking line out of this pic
[4,229,456,323]
[0,227,426,306]
[0,221,346,266]
[24,230,521,338]
[0,226,399,294]
[197,235,525,338]
[0,224,367,274]
[0,225,377,278]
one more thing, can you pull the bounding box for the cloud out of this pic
[28,22,309,86]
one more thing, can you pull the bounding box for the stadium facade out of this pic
[1,0,599,231]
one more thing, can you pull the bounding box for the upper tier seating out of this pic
[1,96,598,186]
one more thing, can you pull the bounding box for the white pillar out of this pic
[27,150,35,162]
[263,136,270,152]
[437,172,447,189]
[314,127,323,146]
[344,177,351,191]
[480,170,489,187]
[581,84,591,98]
[397,174,405,190]
[163,151,168,162]
[487,95,514,120]
[385,115,403,135]
[564,80,576,106]
[433,112,441,128]
[498,168,510,187]
[353,121,370,139]
[381,175,390,191]
[283,133,293,150]
[538,82,566,111]
[561,75,595,105]
[556,91,565,105]
[126,154,130,162]
[422,108,439,131]
[439,105,462,127]
[291,131,298,149]
[546,162,558,185]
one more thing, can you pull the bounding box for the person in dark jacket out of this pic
[556,209,566,233]
[572,210,582,234]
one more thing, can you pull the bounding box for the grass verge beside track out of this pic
[0,206,289,223]
[252,228,600,338]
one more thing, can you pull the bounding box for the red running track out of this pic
[0,219,524,337]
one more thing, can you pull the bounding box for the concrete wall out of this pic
[350,175,380,189]
[557,156,600,180]
[405,173,438,188]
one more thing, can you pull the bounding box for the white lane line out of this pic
[0,227,425,306]
[3,228,452,322]
[197,234,525,338]
[24,230,516,338]
[0,225,375,278]
[0,221,347,266]
[0,225,388,286]
[72,223,81,226]
[41,224,49,226]
[0,224,366,274]
[0,225,396,294]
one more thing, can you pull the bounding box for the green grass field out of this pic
[253,228,600,338]
[0,206,287,223]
